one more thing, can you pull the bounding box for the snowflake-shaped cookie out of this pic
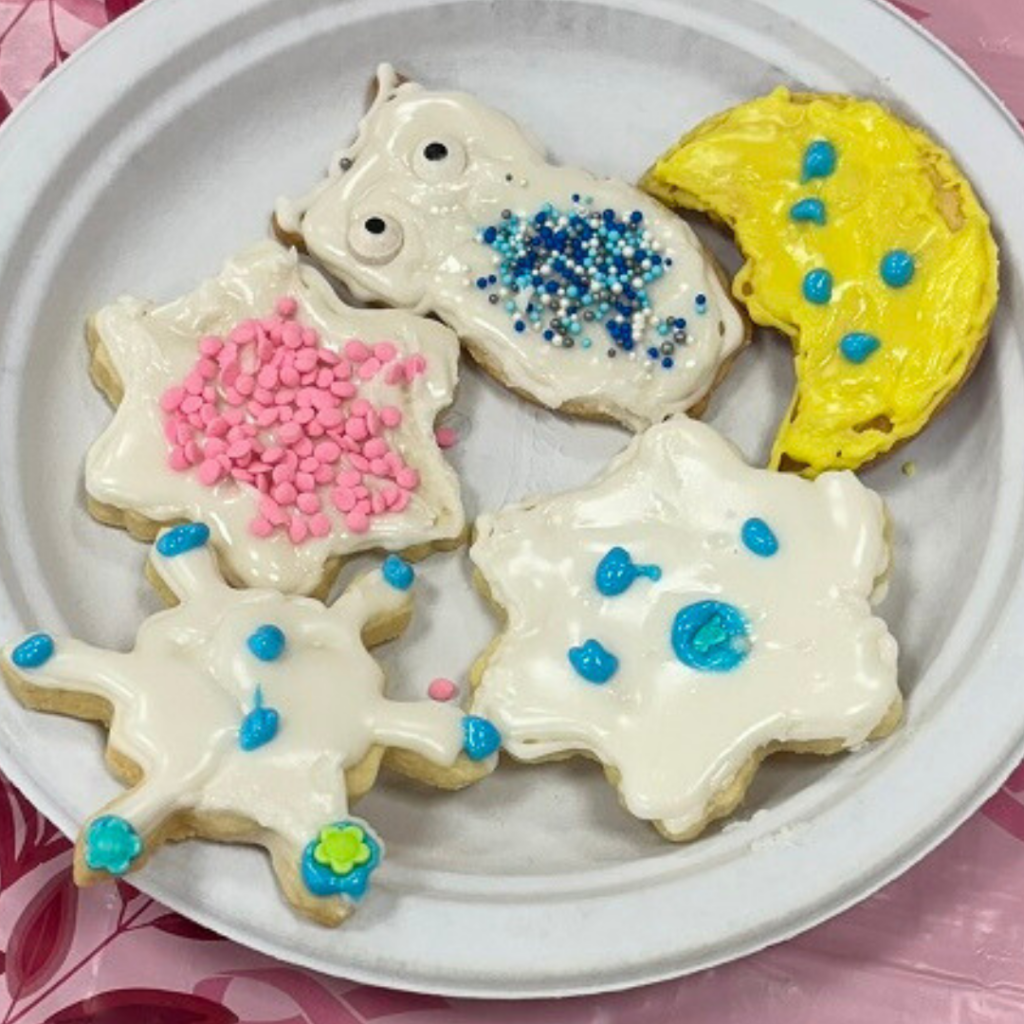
[86,240,464,596]
[469,418,901,839]
[1,525,500,925]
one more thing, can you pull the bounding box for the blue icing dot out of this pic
[240,702,279,751]
[790,198,826,225]
[840,332,881,364]
[741,518,779,557]
[802,268,833,305]
[382,555,414,591]
[802,139,837,181]
[12,632,55,669]
[301,819,382,899]
[880,249,915,288]
[595,547,662,597]
[85,815,143,876]
[156,522,210,558]
[462,715,501,760]
[672,601,751,673]
[247,624,286,662]
[568,639,619,684]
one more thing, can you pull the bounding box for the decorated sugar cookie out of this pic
[86,240,464,596]
[641,87,999,474]
[275,65,747,431]
[1,525,500,925]
[469,417,900,839]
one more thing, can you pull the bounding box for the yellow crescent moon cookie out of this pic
[640,87,999,475]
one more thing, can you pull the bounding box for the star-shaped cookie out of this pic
[469,417,901,839]
[86,240,464,596]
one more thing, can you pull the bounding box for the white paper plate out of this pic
[0,0,1023,999]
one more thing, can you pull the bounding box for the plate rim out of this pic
[0,0,1022,998]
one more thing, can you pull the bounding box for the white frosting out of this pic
[85,240,464,595]
[276,65,745,430]
[469,418,899,836]
[1,536,474,898]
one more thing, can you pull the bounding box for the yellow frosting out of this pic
[641,87,999,475]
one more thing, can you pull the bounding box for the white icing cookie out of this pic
[276,66,746,431]
[86,240,464,596]
[469,418,901,838]
[1,526,501,926]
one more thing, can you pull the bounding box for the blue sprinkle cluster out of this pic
[476,199,688,366]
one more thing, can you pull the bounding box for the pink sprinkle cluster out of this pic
[160,297,429,544]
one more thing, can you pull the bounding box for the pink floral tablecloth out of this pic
[2,1,1024,1021]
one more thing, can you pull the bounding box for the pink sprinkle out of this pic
[294,407,316,426]
[184,372,205,396]
[332,487,356,512]
[333,360,351,379]
[181,395,203,415]
[278,422,302,445]
[428,678,458,702]
[160,386,186,412]
[396,467,420,489]
[282,323,303,349]
[205,438,228,458]
[199,335,223,357]
[197,358,219,381]
[296,472,316,493]
[346,417,368,441]
[346,509,370,533]
[250,516,274,538]
[230,323,256,345]
[168,448,190,471]
[184,441,202,464]
[353,485,369,500]
[198,459,223,485]
[350,453,370,472]
[332,381,357,399]
[345,340,370,363]
[369,458,389,477]
[374,342,398,363]
[288,517,309,544]
[260,497,287,525]
[309,513,332,538]
[364,438,388,459]
[380,406,403,429]
[351,398,371,417]
[435,426,458,449]
[276,296,298,317]
[319,408,344,429]
[385,365,405,386]
[337,469,362,487]
[297,492,321,514]
[314,465,334,485]
[313,441,340,464]
[358,357,382,381]
[273,482,298,506]
[280,366,301,388]
[371,493,386,515]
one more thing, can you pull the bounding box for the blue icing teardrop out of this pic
[741,518,779,557]
[247,624,286,662]
[802,139,837,181]
[880,249,915,288]
[790,198,826,225]
[382,555,414,591]
[240,705,280,751]
[462,715,501,760]
[156,522,210,558]
[672,601,751,673]
[12,632,54,669]
[568,639,619,684]
[840,332,881,364]
[594,547,662,597]
[802,268,833,305]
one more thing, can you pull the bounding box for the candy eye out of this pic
[411,135,466,182]
[347,213,404,265]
